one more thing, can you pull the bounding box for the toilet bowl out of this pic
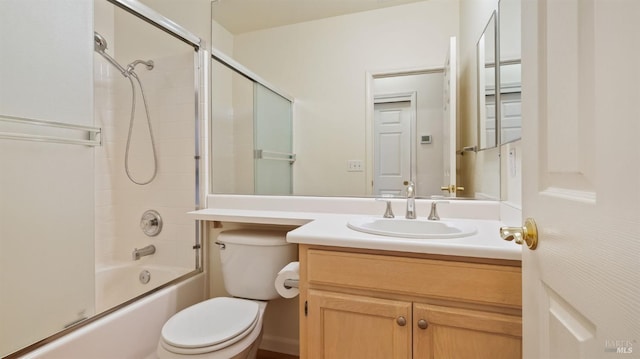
[157,298,267,359]
[157,229,298,359]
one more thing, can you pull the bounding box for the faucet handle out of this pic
[375,198,395,218]
[404,180,416,195]
[428,201,449,221]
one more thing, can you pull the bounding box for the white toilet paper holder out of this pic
[283,278,299,289]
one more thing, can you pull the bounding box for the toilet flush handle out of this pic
[214,241,225,250]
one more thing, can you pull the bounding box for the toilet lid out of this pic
[161,297,260,349]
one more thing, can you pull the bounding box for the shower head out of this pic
[94,32,108,52]
[93,31,129,77]
[127,59,155,73]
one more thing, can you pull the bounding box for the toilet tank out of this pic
[217,229,297,300]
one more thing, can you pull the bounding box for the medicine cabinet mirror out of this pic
[498,0,522,144]
[477,11,498,151]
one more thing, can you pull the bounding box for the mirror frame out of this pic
[476,11,499,151]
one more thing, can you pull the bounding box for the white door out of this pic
[521,1,640,358]
[442,36,457,196]
[373,94,415,196]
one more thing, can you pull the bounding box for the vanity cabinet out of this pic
[299,245,522,359]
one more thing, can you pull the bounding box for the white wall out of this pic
[230,0,459,196]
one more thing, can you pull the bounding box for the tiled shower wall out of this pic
[94,3,197,271]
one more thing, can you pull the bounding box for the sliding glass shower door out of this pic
[211,56,294,195]
[0,1,95,356]
[254,84,293,195]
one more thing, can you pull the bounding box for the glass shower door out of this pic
[253,84,293,195]
[0,1,95,356]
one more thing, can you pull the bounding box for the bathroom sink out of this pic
[347,217,477,239]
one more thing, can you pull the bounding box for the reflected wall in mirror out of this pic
[211,1,464,197]
[210,0,498,199]
[498,0,522,144]
[477,11,497,150]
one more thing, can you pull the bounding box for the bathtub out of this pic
[95,263,194,313]
[22,272,205,359]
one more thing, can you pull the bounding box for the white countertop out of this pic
[190,204,522,261]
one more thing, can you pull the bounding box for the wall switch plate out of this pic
[347,160,364,172]
[420,135,432,144]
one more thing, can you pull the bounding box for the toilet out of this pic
[157,229,297,359]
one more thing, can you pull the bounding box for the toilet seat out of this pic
[160,297,260,355]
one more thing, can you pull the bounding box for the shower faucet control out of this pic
[140,210,162,237]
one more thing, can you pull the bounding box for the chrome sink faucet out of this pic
[132,244,156,260]
[375,198,395,218]
[405,181,416,219]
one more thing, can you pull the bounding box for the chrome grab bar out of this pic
[0,114,101,146]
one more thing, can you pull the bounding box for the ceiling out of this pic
[211,0,429,34]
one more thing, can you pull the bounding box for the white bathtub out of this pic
[22,272,205,359]
[95,263,193,313]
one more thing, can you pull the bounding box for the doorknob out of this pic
[440,185,465,193]
[500,218,538,250]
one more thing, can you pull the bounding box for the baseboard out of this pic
[259,334,299,356]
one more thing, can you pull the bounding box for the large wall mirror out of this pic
[210,0,498,199]
[476,11,498,151]
[498,0,522,144]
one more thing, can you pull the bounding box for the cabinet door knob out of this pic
[417,319,428,329]
[396,316,407,326]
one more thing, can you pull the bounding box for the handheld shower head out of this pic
[94,31,129,77]
[94,32,108,52]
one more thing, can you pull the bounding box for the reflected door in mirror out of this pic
[373,96,415,196]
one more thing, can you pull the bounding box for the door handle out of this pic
[500,218,538,250]
[440,185,465,193]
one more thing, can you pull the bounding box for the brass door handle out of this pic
[500,218,538,250]
[440,185,465,193]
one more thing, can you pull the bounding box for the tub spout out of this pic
[132,245,156,260]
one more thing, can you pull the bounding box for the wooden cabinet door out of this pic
[307,289,412,359]
[413,303,522,359]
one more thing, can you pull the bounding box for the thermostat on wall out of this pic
[420,135,432,144]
